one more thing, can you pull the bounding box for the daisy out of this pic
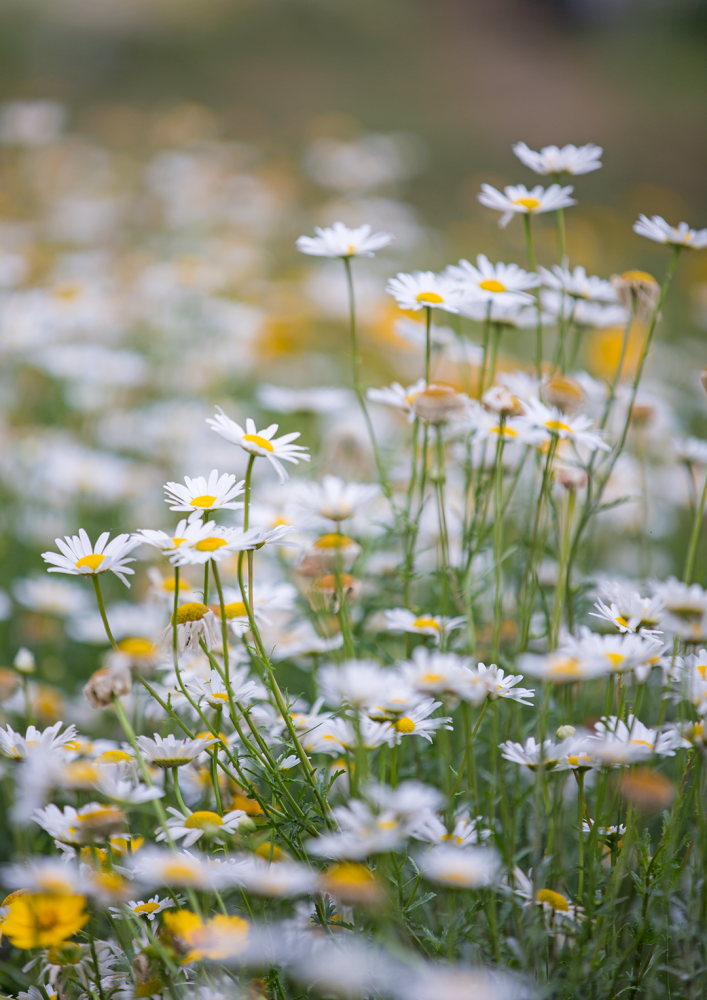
[115,895,176,921]
[399,648,473,698]
[538,265,617,302]
[136,733,217,767]
[129,848,215,890]
[560,627,664,681]
[318,660,389,710]
[290,475,380,522]
[518,650,608,683]
[91,765,164,805]
[513,141,603,176]
[499,737,562,770]
[651,577,707,635]
[42,530,140,587]
[367,379,427,422]
[185,668,260,708]
[0,721,77,760]
[462,662,535,706]
[233,857,317,897]
[33,802,126,844]
[411,809,491,847]
[386,271,464,313]
[478,183,576,228]
[592,714,681,763]
[418,845,500,888]
[387,697,452,745]
[133,518,199,553]
[296,221,394,258]
[168,524,259,567]
[633,214,707,249]
[156,807,246,847]
[158,602,221,654]
[163,470,245,514]
[540,289,628,327]
[590,582,664,638]
[446,255,538,305]
[207,409,310,484]
[383,608,466,644]
[516,397,610,452]
[1,858,83,895]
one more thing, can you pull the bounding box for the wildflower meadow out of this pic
[0,112,706,1000]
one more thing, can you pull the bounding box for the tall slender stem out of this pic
[424,305,432,384]
[523,214,542,376]
[491,416,506,662]
[92,575,118,652]
[683,464,707,584]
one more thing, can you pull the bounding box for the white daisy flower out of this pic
[129,848,215,889]
[0,721,77,760]
[136,733,217,767]
[538,265,617,302]
[386,270,464,313]
[42,530,141,587]
[446,254,538,305]
[366,379,427,422]
[115,895,177,921]
[185,667,259,708]
[296,221,394,258]
[158,601,222,654]
[673,436,707,466]
[478,183,576,228]
[12,575,90,616]
[156,806,247,847]
[516,397,610,452]
[559,627,664,681]
[512,141,603,176]
[590,582,664,638]
[518,650,608,683]
[592,714,681,763]
[411,809,491,848]
[163,470,245,513]
[651,577,707,636]
[418,844,501,888]
[233,857,317,897]
[133,518,198,553]
[399,648,473,698]
[633,214,707,249]
[168,523,259,567]
[499,737,562,770]
[92,764,165,805]
[1,858,83,894]
[383,607,466,643]
[319,660,389,710]
[207,409,310,484]
[540,289,628,327]
[268,619,345,660]
[33,802,126,844]
[388,697,452,745]
[290,475,381,522]
[463,663,535,706]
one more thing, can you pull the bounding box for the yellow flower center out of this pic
[173,602,209,624]
[184,810,224,831]
[621,270,656,283]
[162,862,200,882]
[478,279,506,293]
[210,692,228,702]
[421,672,444,683]
[545,420,572,434]
[605,652,625,668]
[95,750,133,764]
[134,901,160,914]
[629,739,652,747]
[190,495,217,507]
[396,717,415,733]
[75,554,105,571]
[313,533,354,548]
[223,601,248,618]
[536,888,569,911]
[53,284,80,301]
[549,658,582,677]
[118,637,155,656]
[514,197,541,211]
[162,577,190,592]
[195,537,228,552]
[413,617,440,630]
[243,433,274,452]
[78,807,122,826]
[416,291,444,304]
[616,615,629,627]
[172,537,187,547]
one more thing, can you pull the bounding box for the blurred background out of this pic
[0,0,705,698]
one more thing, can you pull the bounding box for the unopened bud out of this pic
[412,384,468,424]
[83,663,132,709]
[13,648,35,674]
[544,376,585,414]
[308,573,361,613]
[611,270,660,321]
[555,467,588,491]
[556,725,576,740]
[482,384,523,416]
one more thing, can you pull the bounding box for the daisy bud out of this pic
[617,767,674,814]
[544,376,585,414]
[412,384,468,424]
[13,647,35,675]
[555,467,588,491]
[700,368,707,395]
[482,384,524,416]
[556,725,576,739]
[611,270,660,321]
[296,534,362,577]
[308,573,362,613]
[83,663,132,709]
[630,401,656,429]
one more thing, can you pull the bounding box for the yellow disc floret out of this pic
[195,537,228,552]
[243,434,274,452]
[190,495,217,507]
[184,811,224,831]
[75,554,105,572]
[416,291,444,304]
[478,279,506,293]
[173,602,210,625]
[535,888,570,911]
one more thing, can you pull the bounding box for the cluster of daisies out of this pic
[1,140,707,1000]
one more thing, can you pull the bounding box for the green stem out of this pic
[424,305,432,384]
[683,463,707,584]
[92,575,119,652]
[172,766,189,816]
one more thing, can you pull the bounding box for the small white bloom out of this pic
[446,254,538,305]
[418,844,501,888]
[383,608,466,643]
[592,714,682,763]
[513,141,603,176]
[42,530,141,587]
[633,214,707,249]
[207,409,310,484]
[114,895,176,921]
[296,221,394,258]
[516,397,610,452]
[538,265,617,302]
[157,806,247,847]
[478,183,576,228]
[290,475,380,522]
[0,721,78,760]
[136,733,217,767]
[163,470,245,513]
[386,271,464,313]
[366,379,427,422]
